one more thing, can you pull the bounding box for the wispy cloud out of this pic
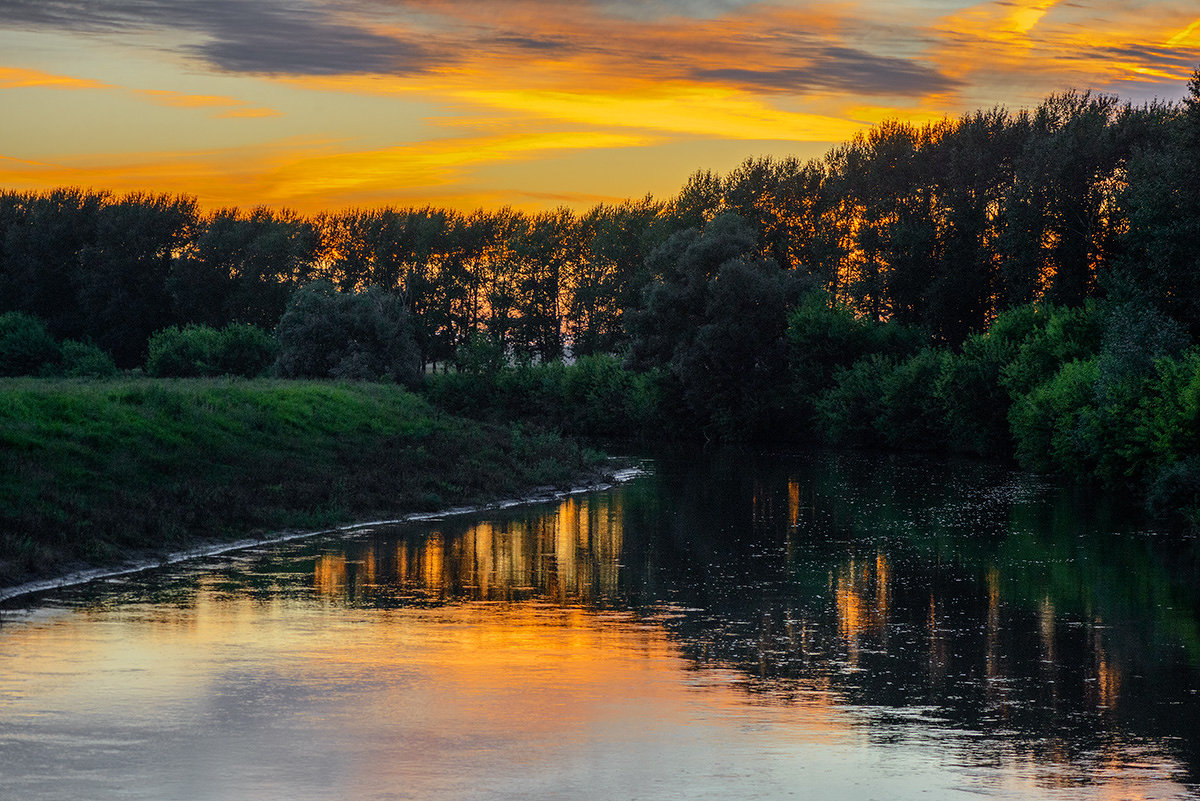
[133,89,283,118]
[0,66,113,90]
[0,67,283,119]
[928,0,1200,102]
[0,0,433,75]
[0,130,659,210]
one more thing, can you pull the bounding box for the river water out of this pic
[2,450,1198,800]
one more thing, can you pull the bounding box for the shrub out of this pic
[0,312,60,376]
[876,348,950,450]
[210,323,276,378]
[146,325,221,377]
[1146,456,1200,521]
[788,290,923,433]
[146,323,275,378]
[936,332,1014,457]
[275,280,420,385]
[1000,301,1103,398]
[59,340,118,378]
[455,332,507,375]
[815,354,894,447]
[1009,358,1099,475]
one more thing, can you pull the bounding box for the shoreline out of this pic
[0,465,646,605]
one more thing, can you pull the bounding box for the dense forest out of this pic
[2,70,1199,522]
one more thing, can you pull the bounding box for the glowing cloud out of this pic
[1,0,1198,210]
[0,66,112,90]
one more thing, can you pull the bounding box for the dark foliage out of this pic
[274,280,420,384]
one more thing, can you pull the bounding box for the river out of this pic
[2,450,1198,800]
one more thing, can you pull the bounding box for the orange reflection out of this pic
[834,554,891,665]
[313,493,625,602]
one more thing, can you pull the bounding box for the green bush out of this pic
[936,332,1014,457]
[421,355,663,439]
[1000,301,1103,398]
[146,323,275,378]
[0,312,60,376]
[59,340,119,378]
[210,323,276,377]
[1009,358,1099,475]
[1146,456,1200,522]
[455,332,507,375]
[876,348,950,450]
[146,325,221,377]
[815,354,894,447]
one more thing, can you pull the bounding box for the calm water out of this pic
[2,450,1199,800]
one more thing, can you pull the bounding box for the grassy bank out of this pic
[0,378,608,587]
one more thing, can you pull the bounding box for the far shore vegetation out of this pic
[3,69,1200,585]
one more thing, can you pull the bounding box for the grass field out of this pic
[0,378,608,586]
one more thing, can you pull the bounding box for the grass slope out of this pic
[0,378,606,586]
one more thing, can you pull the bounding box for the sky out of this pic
[2,0,1199,213]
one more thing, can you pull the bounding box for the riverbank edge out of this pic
[0,464,646,604]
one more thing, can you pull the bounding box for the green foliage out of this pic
[787,290,923,433]
[876,348,951,450]
[935,333,1012,457]
[627,212,811,439]
[210,324,277,377]
[146,323,275,378]
[58,340,119,378]
[999,301,1103,398]
[275,280,419,385]
[814,354,894,447]
[0,312,60,376]
[422,355,662,439]
[146,325,221,377]
[455,331,507,376]
[1009,358,1099,474]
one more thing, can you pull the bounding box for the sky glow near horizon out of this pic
[2,0,1198,213]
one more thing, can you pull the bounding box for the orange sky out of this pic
[2,1,1198,212]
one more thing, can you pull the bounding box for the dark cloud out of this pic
[591,0,761,20]
[0,0,959,93]
[487,34,574,53]
[695,46,962,97]
[1088,44,1200,70]
[0,0,434,75]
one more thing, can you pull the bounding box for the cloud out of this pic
[134,90,247,109]
[132,89,284,118]
[925,0,1200,106]
[0,0,957,97]
[0,131,660,212]
[0,67,283,120]
[0,66,113,90]
[1167,17,1200,47]
[0,0,434,76]
[217,108,287,119]
[695,46,962,97]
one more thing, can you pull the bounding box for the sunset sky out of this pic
[2,0,1198,212]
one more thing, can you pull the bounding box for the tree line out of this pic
[2,69,1199,520]
[3,71,1198,370]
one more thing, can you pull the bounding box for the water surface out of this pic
[2,450,1198,800]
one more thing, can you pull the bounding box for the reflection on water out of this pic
[311,495,627,605]
[2,450,1199,800]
